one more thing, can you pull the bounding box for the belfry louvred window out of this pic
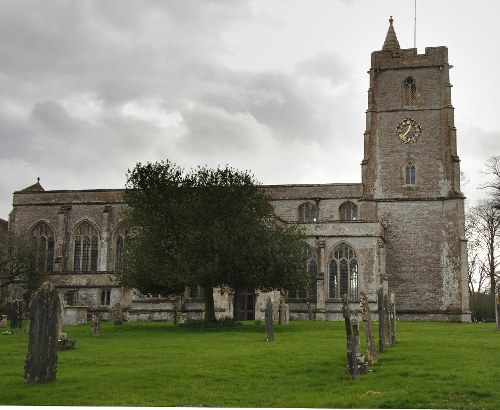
[403,77,417,106]
[405,164,416,185]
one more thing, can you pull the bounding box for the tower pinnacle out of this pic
[382,16,400,51]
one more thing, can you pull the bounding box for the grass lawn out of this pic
[0,320,498,408]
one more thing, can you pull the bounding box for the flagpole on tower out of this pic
[414,0,417,49]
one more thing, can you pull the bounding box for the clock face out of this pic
[396,118,422,144]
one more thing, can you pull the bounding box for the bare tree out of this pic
[466,201,500,295]
[0,231,39,297]
[483,156,500,207]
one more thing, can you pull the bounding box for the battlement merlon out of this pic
[370,46,450,71]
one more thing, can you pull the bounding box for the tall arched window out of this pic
[113,224,130,271]
[339,201,358,221]
[403,76,417,106]
[328,242,358,299]
[298,202,318,223]
[31,222,55,272]
[288,245,317,300]
[405,163,416,185]
[73,222,99,272]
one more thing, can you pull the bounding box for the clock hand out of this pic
[403,124,411,137]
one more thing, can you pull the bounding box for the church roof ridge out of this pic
[16,177,45,193]
[382,16,400,51]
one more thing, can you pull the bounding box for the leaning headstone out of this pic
[265,298,274,341]
[91,315,101,337]
[109,303,124,325]
[10,299,23,329]
[342,294,359,380]
[23,282,61,384]
[389,292,396,344]
[360,292,377,365]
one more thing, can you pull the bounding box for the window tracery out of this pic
[298,202,318,223]
[73,222,99,272]
[30,222,55,272]
[328,242,358,299]
[403,76,417,106]
[339,201,358,221]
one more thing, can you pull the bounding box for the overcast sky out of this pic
[1,0,499,219]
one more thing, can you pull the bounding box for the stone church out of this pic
[4,19,470,322]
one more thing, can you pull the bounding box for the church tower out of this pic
[362,18,470,321]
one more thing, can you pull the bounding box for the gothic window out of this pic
[328,242,358,299]
[403,77,417,106]
[73,222,99,272]
[113,224,130,272]
[298,202,318,223]
[100,289,111,306]
[339,201,358,221]
[30,222,55,272]
[288,245,317,300]
[115,236,124,271]
[405,164,416,185]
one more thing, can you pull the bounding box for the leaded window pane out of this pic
[340,259,349,297]
[329,260,338,299]
[115,236,124,271]
[90,235,98,271]
[82,236,90,272]
[350,259,358,299]
[74,237,81,272]
[47,236,55,272]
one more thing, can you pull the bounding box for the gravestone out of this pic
[278,295,289,325]
[352,317,368,375]
[389,292,396,344]
[109,303,124,325]
[9,299,23,329]
[360,292,377,365]
[342,295,359,380]
[91,315,101,337]
[23,282,61,384]
[0,313,6,328]
[265,298,274,341]
[377,286,386,353]
[495,291,500,331]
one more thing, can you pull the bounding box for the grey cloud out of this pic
[295,51,352,86]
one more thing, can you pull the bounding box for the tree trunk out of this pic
[204,286,217,322]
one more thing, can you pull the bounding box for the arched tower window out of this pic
[30,222,55,272]
[339,201,358,221]
[403,77,417,106]
[405,163,416,185]
[328,242,358,299]
[288,245,317,300]
[73,222,99,272]
[298,202,318,223]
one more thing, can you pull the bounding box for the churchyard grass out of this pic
[0,320,498,408]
